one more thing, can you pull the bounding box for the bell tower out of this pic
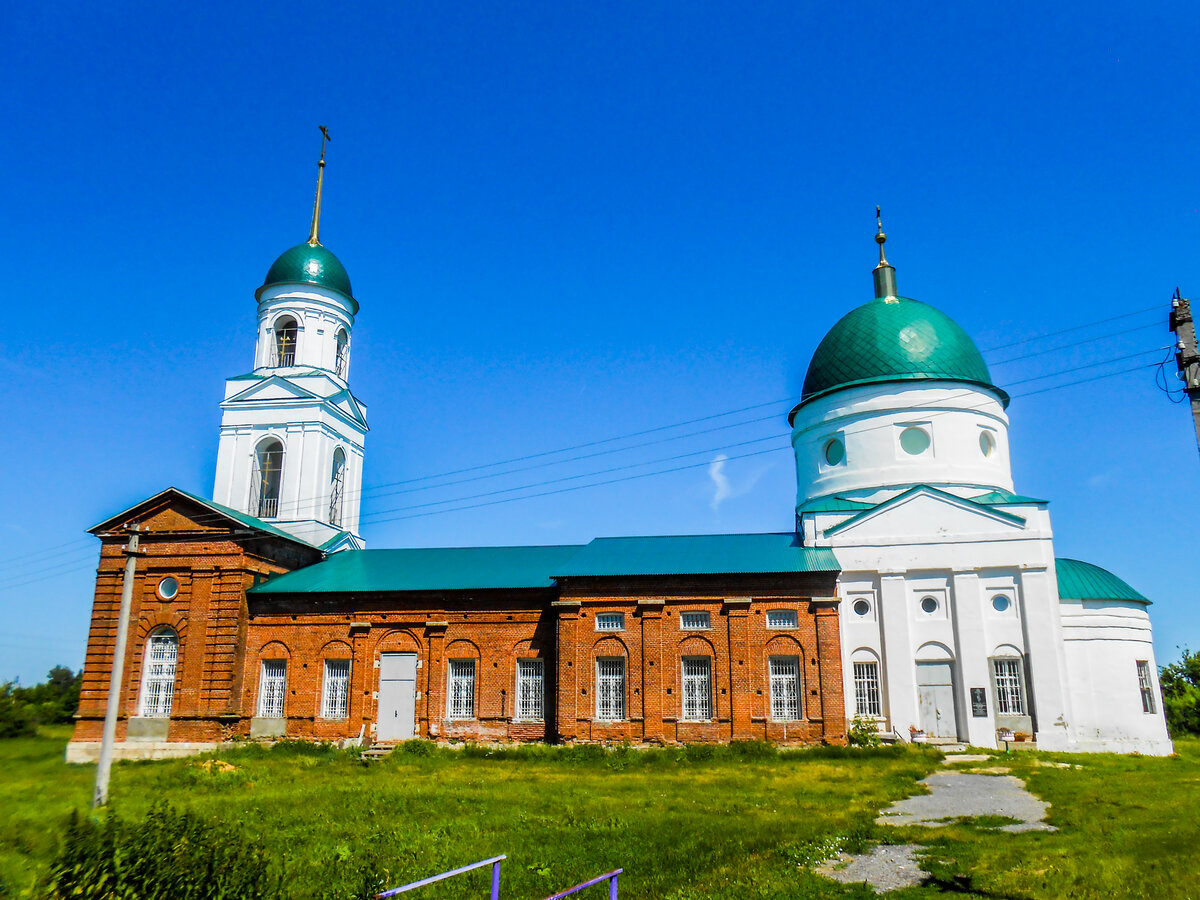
[212,128,368,550]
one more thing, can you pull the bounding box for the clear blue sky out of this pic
[3,1,1198,684]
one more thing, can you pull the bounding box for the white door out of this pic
[916,662,958,739]
[377,653,417,741]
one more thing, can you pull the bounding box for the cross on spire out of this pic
[308,126,331,246]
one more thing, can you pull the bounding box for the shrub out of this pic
[0,684,35,739]
[848,716,883,747]
[40,803,282,899]
[1161,649,1200,737]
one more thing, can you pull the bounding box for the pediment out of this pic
[327,389,368,427]
[824,486,1026,542]
[225,376,320,404]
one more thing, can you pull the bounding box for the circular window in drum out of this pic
[157,576,179,600]
[824,438,845,466]
[992,595,1011,613]
[920,595,939,614]
[852,598,871,617]
[900,426,931,456]
[980,431,996,457]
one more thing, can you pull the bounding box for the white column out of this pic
[951,571,996,747]
[878,573,917,733]
[1018,566,1073,750]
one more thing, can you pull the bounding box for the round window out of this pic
[992,595,1011,613]
[920,596,939,614]
[852,599,871,617]
[157,576,179,600]
[900,427,931,455]
[824,438,845,466]
[980,431,996,457]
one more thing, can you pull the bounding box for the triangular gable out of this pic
[90,487,318,550]
[326,388,369,427]
[824,484,1026,540]
[224,375,322,405]
[318,530,365,553]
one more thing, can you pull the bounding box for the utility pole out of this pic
[93,527,140,809]
[1169,290,1200,458]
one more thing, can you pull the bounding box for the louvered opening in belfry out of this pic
[251,439,284,518]
[272,316,298,367]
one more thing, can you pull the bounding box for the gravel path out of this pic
[815,844,925,892]
[876,771,1055,833]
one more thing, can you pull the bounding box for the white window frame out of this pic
[1137,660,1157,714]
[595,613,624,632]
[515,659,544,722]
[681,656,713,721]
[595,657,625,721]
[680,611,710,631]
[257,659,287,718]
[447,659,476,720]
[769,655,802,721]
[328,448,346,527]
[991,657,1026,715]
[138,630,178,718]
[766,609,798,629]
[321,659,350,719]
[853,660,882,718]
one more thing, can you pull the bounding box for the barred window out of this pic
[273,316,297,367]
[328,448,346,527]
[681,657,712,721]
[1137,661,1157,714]
[769,656,801,721]
[335,328,350,378]
[447,659,476,720]
[516,659,544,722]
[596,658,625,721]
[992,658,1025,715]
[321,660,350,719]
[853,661,882,718]
[766,609,797,629]
[139,630,178,718]
[595,613,624,632]
[680,611,710,630]
[258,660,287,718]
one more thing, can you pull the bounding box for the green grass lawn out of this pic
[1,730,1199,899]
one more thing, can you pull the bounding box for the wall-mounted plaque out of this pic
[970,687,988,717]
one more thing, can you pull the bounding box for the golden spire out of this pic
[874,205,889,267]
[308,125,331,246]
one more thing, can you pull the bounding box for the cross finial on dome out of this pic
[872,206,899,301]
[308,126,331,246]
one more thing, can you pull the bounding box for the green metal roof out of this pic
[822,485,1026,537]
[258,242,357,311]
[795,297,1007,416]
[250,545,585,594]
[970,489,1048,505]
[797,495,878,514]
[554,533,839,578]
[1056,558,1149,603]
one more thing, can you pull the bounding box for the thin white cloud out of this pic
[709,454,732,511]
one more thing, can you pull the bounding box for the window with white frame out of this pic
[328,448,346,527]
[516,659,544,721]
[991,658,1026,715]
[595,613,624,632]
[257,660,287,718]
[769,656,801,721]
[335,328,350,379]
[766,609,798,629]
[447,659,476,720]
[1137,660,1157,714]
[139,630,178,718]
[680,611,710,630]
[681,657,712,721]
[596,658,625,721]
[321,660,350,719]
[853,660,882,718]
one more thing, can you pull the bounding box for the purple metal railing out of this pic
[542,869,623,900]
[375,855,505,900]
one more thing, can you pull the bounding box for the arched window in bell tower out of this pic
[335,328,349,379]
[252,438,284,518]
[329,448,346,527]
[273,317,298,367]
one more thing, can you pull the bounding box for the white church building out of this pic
[791,224,1172,754]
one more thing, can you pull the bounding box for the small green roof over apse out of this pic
[1056,558,1150,604]
[258,242,357,311]
[796,296,1007,413]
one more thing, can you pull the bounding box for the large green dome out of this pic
[258,242,356,310]
[797,296,1006,412]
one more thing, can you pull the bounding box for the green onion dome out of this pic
[258,242,356,312]
[796,296,1006,414]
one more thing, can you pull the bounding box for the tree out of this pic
[0,682,37,738]
[1160,649,1200,737]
